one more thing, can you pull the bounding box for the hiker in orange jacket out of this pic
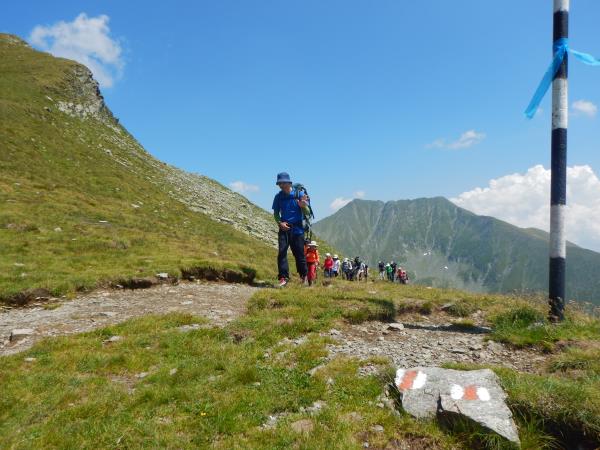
[305,241,320,286]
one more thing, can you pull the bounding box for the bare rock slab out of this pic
[394,367,520,445]
[9,329,34,342]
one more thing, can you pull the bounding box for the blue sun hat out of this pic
[276,172,292,185]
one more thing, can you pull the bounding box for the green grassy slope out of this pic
[313,197,600,304]
[2,280,599,449]
[0,34,278,301]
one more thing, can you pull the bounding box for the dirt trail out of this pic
[0,282,257,356]
[2,283,547,374]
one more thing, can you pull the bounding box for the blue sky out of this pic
[4,1,600,249]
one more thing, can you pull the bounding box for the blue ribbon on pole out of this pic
[524,38,600,119]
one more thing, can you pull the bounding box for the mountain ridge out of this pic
[313,197,600,303]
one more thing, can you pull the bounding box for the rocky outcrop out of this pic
[37,45,277,248]
[47,62,117,124]
[395,367,520,445]
[159,167,277,247]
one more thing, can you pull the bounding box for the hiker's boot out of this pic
[278,277,288,288]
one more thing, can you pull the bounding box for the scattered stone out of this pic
[387,323,404,331]
[306,400,326,415]
[290,419,314,434]
[156,272,169,279]
[178,324,202,332]
[9,329,34,342]
[98,311,117,318]
[394,367,520,445]
[24,357,37,362]
[180,301,193,305]
[450,348,467,354]
[342,411,362,422]
[54,227,62,232]
[136,372,149,379]
[329,328,341,336]
[440,302,455,311]
[105,335,122,343]
[370,425,384,433]
[169,368,178,376]
[308,363,326,376]
[261,415,279,429]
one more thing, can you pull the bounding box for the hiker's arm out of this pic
[298,195,311,215]
[273,210,290,230]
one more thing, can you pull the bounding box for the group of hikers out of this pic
[298,241,369,285]
[272,171,405,287]
[377,261,409,284]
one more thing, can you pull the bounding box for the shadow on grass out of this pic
[402,323,492,335]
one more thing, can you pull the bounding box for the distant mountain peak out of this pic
[314,196,600,304]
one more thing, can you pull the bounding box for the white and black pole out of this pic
[549,0,569,321]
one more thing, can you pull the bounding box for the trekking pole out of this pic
[548,0,568,322]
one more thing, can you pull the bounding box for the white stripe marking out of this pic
[552,78,568,130]
[553,0,569,13]
[550,204,567,258]
[413,371,427,389]
[450,384,464,400]
[394,369,405,387]
[477,387,491,401]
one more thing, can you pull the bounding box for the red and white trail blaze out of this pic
[395,369,492,402]
[450,384,491,401]
[394,369,427,392]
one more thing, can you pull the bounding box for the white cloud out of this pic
[330,197,352,211]
[572,99,597,117]
[229,181,259,194]
[427,130,486,150]
[330,191,366,211]
[29,13,124,88]
[451,165,600,252]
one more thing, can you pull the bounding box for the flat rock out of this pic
[394,366,520,445]
[10,329,34,342]
[388,323,405,331]
[290,419,314,434]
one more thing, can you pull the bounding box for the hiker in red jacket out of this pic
[305,241,320,286]
[323,253,334,277]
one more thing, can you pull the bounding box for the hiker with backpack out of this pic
[332,255,340,277]
[272,172,311,287]
[341,258,350,279]
[390,261,398,281]
[397,267,409,284]
[378,261,385,280]
[385,263,394,281]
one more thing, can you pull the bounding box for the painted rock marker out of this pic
[394,367,520,446]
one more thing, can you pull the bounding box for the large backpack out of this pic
[293,183,315,240]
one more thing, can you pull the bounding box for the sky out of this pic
[3,1,600,250]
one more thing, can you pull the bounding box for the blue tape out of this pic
[525,38,600,119]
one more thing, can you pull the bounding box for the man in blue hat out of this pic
[272,172,309,287]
